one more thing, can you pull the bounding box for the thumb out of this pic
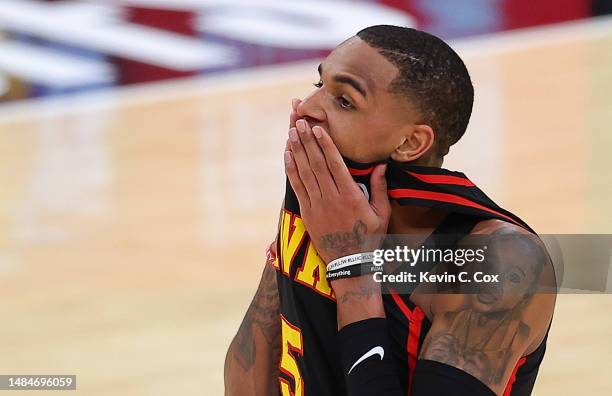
[370,164,390,217]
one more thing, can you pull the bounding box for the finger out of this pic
[290,98,302,128]
[370,164,391,218]
[296,119,338,196]
[289,127,321,200]
[292,98,301,112]
[311,125,357,194]
[284,149,311,209]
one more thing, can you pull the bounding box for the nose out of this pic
[297,89,326,124]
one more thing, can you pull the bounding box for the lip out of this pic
[477,292,499,305]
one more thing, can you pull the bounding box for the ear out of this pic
[389,124,435,163]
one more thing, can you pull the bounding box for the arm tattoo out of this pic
[421,223,549,390]
[319,220,368,256]
[233,264,281,371]
[421,310,529,387]
[337,283,379,305]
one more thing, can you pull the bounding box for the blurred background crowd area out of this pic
[0,0,611,104]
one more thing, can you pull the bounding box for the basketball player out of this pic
[224,25,556,396]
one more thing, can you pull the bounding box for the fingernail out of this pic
[289,128,299,142]
[284,151,292,164]
[313,126,322,139]
[297,119,306,133]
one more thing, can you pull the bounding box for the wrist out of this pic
[333,276,385,329]
[326,252,381,282]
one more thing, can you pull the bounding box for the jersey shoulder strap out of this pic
[423,212,481,248]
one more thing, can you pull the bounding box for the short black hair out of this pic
[356,25,473,156]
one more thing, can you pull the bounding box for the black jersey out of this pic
[273,160,547,396]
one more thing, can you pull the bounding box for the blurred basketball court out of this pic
[0,5,611,396]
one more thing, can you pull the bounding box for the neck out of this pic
[388,201,448,234]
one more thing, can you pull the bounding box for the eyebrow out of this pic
[513,266,526,278]
[318,63,367,99]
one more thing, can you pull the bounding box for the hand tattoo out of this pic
[319,220,368,256]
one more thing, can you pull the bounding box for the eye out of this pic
[508,272,521,284]
[337,96,354,110]
[313,80,323,88]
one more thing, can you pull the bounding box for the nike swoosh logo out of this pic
[348,346,385,375]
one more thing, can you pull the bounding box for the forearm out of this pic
[224,329,280,395]
[334,276,385,329]
[224,264,281,396]
[333,276,404,396]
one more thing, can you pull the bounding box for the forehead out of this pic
[323,37,399,94]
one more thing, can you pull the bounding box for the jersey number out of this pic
[279,315,304,396]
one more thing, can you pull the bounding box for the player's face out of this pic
[470,250,538,315]
[295,37,421,163]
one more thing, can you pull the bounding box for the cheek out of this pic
[504,278,530,295]
[325,114,369,157]
[362,120,406,156]
[325,110,401,162]
[325,119,352,151]
[500,295,524,310]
